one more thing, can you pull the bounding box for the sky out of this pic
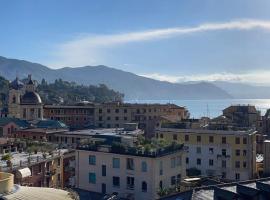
[1,0,270,85]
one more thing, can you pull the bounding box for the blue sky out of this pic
[1,0,270,84]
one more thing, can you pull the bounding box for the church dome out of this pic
[10,77,24,90]
[21,91,42,105]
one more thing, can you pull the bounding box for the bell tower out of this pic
[8,77,24,118]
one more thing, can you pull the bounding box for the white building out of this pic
[76,143,186,200]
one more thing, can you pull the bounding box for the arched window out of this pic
[142,181,147,192]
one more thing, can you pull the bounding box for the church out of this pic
[8,75,43,121]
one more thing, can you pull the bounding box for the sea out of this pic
[126,99,270,118]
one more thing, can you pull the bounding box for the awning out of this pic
[17,167,31,178]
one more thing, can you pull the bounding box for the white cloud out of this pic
[141,70,270,85]
[48,19,270,68]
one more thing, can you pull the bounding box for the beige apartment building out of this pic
[94,102,188,136]
[156,127,257,181]
[76,143,186,200]
[44,102,189,136]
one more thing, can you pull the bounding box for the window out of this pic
[99,109,102,113]
[99,116,102,121]
[115,109,119,113]
[197,136,201,142]
[197,158,201,165]
[159,181,163,189]
[196,147,201,154]
[141,161,147,172]
[222,172,226,179]
[222,149,227,156]
[160,134,164,139]
[235,137,240,144]
[209,136,214,143]
[173,134,177,140]
[209,148,214,154]
[171,157,176,168]
[235,149,240,156]
[127,176,135,190]
[124,117,127,121]
[115,116,119,121]
[222,137,226,144]
[159,161,163,175]
[142,181,147,192]
[235,161,240,168]
[127,158,134,170]
[209,159,214,166]
[113,176,120,187]
[185,135,189,142]
[243,161,247,168]
[235,173,240,180]
[171,176,176,185]
[176,156,181,166]
[89,155,96,165]
[89,173,96,184]
[176,174,181,184]
[124,109,127,113]
[113,158,120,168]
[107,109,111,113]
[243,138,247,144]
[243,150,247,156]
[222,160,226,168]
[107,116,111,120]
[186,157,189,164]
[102,165,106,176]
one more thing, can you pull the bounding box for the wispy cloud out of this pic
[141,70,270,85]
[48,19,270,67]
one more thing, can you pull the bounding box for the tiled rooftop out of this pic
[160,177,270,200]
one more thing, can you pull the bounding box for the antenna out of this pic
[207,103,210,118]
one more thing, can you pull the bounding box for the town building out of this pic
[159,177,270,200]
[44,102,189,137]
[0,172,76,200]
[222,105,261,128]
[0,117,29,137]
[52,123,143,147]
[75,141,186,200]
[0,149,75,188]
[8,75,43,121]
[263,140,270,176]
[43,103,95,129]
[156,127,257,181]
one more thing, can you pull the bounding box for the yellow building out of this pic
[156,128,257,181]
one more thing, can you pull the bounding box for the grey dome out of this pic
[21,92,42,105]
[10,77,24,90]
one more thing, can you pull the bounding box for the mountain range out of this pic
[1,56,269,100]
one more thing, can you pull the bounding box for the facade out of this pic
[160,177,270,200]
[156,128,257,181]
[13,128,68,142]
[76,144,186,200]
[44,102,189,137]
[8,75,43,121]
[0,172,75,200]
[94,102,188,137]
[263,140,270,176]
[0,149,74,189]
[52,124,143,147]
[43,103,95,129]
[223,105,261,128]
